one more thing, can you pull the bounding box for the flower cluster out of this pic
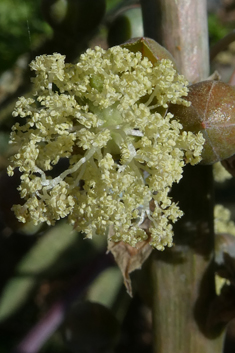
[8,46,204,250]
[214,204,235,236]
[213,162,232,183]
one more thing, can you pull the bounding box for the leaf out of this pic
[0,277,35,322]
[17,222,77,275]
[108,238,152,297]
[86,267,123,308]
[0,222,78,321]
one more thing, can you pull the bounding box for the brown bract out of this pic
[108,237,152,296]
[121,37,178,69]
[169,80,235,164]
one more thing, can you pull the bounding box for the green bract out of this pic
[8,46,204,250]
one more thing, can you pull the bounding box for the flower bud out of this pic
[169,80,235,164]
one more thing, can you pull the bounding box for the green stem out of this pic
[140,0,225,352]
[151,166,224,353]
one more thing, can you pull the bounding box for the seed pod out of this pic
[169,80,235,164]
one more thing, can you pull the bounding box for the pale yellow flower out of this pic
[8,46,204,250]
[213,162,232,183]
[214,204,235,236]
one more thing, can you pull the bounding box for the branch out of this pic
[210,30,235,62]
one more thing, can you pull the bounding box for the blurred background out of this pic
[1,0,235,352]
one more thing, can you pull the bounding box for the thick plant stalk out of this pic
[141,0,209,82]
[140,0,225,352]
[151,166,224,353]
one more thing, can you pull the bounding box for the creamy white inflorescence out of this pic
[8,46,204,250]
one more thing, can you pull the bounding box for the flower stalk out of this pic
[142,0,209,83]
[143,0,225,352]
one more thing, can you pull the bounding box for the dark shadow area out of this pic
[194,260,226,339]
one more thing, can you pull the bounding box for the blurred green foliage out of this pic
[0,0,52,74]
[0,132,9,154]
[106,0,122,12]
[208,13,231,46]
[0,0,126,75]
